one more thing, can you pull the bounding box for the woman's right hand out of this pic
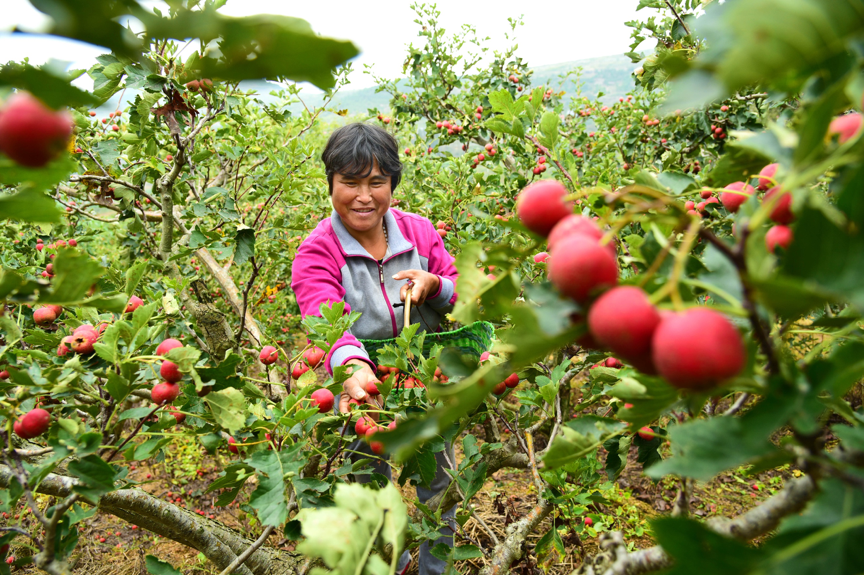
[339,360,381,417]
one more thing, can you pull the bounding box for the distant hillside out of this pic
[98,53,638,118]
[245,53,639,117]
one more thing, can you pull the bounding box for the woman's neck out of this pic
[345,218,388,259]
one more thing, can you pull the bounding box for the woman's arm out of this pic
[291,237,376,376]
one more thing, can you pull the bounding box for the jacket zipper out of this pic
[378,260,398,337]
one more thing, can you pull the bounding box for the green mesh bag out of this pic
[360,321,495,365]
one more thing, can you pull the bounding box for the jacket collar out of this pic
[330,208,413,258]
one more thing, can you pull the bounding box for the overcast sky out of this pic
[1,0,647,92]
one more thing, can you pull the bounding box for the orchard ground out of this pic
[8,368,811,575]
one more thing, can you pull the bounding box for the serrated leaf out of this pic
[144,555,182,575]
[539,111,559,148]
[247,450,289,526]
[125,261,148,297]
[67,454,118,500]
[204,388,246,433]
[0,186,62,223]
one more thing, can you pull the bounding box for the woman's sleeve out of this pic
[424,223,458,311]
[291,238,375,375]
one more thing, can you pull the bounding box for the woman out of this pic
[291,122,458,575]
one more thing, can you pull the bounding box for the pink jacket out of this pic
[292,208,458,374]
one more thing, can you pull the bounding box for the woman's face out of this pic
[331,160,392,235]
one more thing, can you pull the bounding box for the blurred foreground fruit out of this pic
[0,92,73,167]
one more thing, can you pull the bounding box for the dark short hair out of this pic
[321,123,402,194]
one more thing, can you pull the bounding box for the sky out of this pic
[1,0,647,92]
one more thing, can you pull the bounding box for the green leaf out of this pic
[539,111,559,149]
[67,454,118,500]
[0,187,62,223]
[611,376,681,430]
[453,545,483,560]
[666,0,864,107]
[247,450,289,527]
[782,206,864,311]
[651,517,762,575]
[233,227,255,266]
[204,388,246,433]
[124,262,148,297]
[104,371,130,402]
[144,555,182,575]
[141,11,358,89]
[0,62,96,109]
[93,140,121,167]
[38,250,105,305]
[488,89,517,121]
[646,415,781,482]
[542,417,626,470]
[758,478,864,575]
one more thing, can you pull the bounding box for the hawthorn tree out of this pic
[2,1,864,575]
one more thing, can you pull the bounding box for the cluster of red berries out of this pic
[435,119,464,136]
[516,180,747,390]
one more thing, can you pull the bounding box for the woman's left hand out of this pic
[393,270,441,306]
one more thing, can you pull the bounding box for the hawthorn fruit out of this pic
[765,225,793,253]
[720,182,755,213]
[548,234,618,303]
[828,113,862,143]
[637,426,656,441]
[757,163,779,191]
[504,373,520,388]
[534,252,549,263]
[588,286,661,359]
[652,308,745,390]
[310,388,334,413]
[125,296,143,313]
[13,408,51,439]
[304,346,325,368]
[764,187,794,224]
[33,307,56,326]
[292,362,310,380]
[160,360,183,383]
[0,92,73,167]
[227,437,239,454]
[259,345,279,365]
[516,180,573,237]
[69,330,97,354]
[156,338,183,356]
[152,382,181,405]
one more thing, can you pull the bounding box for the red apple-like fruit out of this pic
[45,304,62,318]
[14,408,52,439]
[548,234,618,303]
[259,345,278,365]
[516,180,574,237]
[504,373,520,388]
[828,113,863,143]
[720,182,755,213]
[57,339,70,357]
[160,360,183,383]
[605,357,623,369]
[764,187,794,224]
[637,426,656,440]
[366,380,380,395]
[534,252,549,263]
[292,362,310,380]
[492,381,507,395]
[355,416,374,436]
[310,388,335,413]
[479,351,492,363]
[652,308,745,390]
[152,382,181,405]
[125,296,143,313]
[583,517,593,527]
[227,436,239,454]
[167,406,185,424]
[33,307,56,326]
[304,346,325,368]
[588,286,661,359]
[156,338,182,356]
[765,225,793,253]
[69,330,97,354]
[757,163,779,191]
[0,92,74,167]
